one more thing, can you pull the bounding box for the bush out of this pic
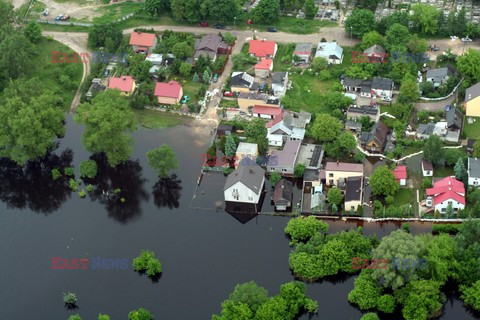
[78,189,87,198]
[69,179,78,192]
[133,250,162,277]
[79,160,98,179]
[51,168,62,180]
[432,223,462,234]
[63,292,77,305]
[270,172,282,185]
[64,167,74,177]
[402,223,410,233]
[422,177,433,189]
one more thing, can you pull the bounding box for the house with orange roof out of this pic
[254,59,273,78]
[426,176,465,214]
[248,40,277,59]
[129,32,158,54]
[108,76,136,96]
[392,165,407,186]
[154,81,183,105]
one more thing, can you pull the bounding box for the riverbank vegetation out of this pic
[211,281,318,319]
[133,250,162,277]
[284,217,480,319]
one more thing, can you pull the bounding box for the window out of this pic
[441,208,446,212]
[351,206,355,210]
[282,168,287,172]
[329,173,334,177]
[248,196,253,201]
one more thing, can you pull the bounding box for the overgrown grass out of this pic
[219,99,238,108]
[254,18,337,34]
[463,119,480,139]
[273,43,295,72]
[393,188,413,206]
[179,80,204,106]
[39,23,91,32]
[92,1,144,24]
[283,73,335,113]
[433,166,454,178]
[29,37,83,109]
[134,109,191,129]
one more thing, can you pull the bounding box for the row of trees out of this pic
[68,308,152,320]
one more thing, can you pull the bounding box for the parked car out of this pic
[223,91,234,97]
[433,46,439,51]
[382,96,392,102]
[103,69,110,78]
[450,35,458,40]
[445,104,451,112]
[266,26,277,32]
[214,23,224,29]
[462,37,472,42]
[43,8,49,16]
[54,15,63,21]
[199,21,209,27]
[212,74,218,83]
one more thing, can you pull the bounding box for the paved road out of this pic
[415,90,457,112]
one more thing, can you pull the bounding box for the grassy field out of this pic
[434,166,454,178]
[29,37,83,109]
[253,18,337,34]
[463,119,480,139]
[273,43,295,72]
[178,80,204,106]
[39,23,91,32]
[92,1,144,24]
[393,188,413,206]
[219,99,238,108]
[134,109,191,129]
[283,73,334,113]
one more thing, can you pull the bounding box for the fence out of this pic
[419,77,464,101]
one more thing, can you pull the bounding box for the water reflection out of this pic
[0,149,73,214]
[88,154,149,223]
[152,174,182,209]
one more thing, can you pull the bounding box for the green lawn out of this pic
[330,46,353,74]
[179,80,204,106]
[283,73,334,113]
[39,23,90,32]
[463,119,480,139]
[392,188,413,206]
[273,43,295,72]
[92,1,144,24]
[134,109,191,129]
[219,99,238,108]
[29,37,83,109]
[253,18,337,34]
[434,166,454,178]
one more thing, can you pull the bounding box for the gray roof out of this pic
[345,176,363,202]
[224,159,265,194]
[347,105,379,116]
[294,43,313,55]
[238,92,270,100]
[195,33,222,52]
[342,77,364,87]
[372,77,393,90]
[418,122,435,135]
[364,44,386,55]
[270,140,302,167]
[273,179,293,203]
[315,42,343,60]
[468,157,480,178]
[283,111,311,129]
[465,82,480,102]
[425,67,453,84]
[231,72,254,88]
[446,106,463,129]
[272,72,287,85]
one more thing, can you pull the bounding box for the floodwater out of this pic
[0,116,478,320]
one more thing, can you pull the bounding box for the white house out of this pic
[315,42,343,64]
[224,159,266,211]
[422,159,433,177]
[342,77,394,99]
[293,43,313,63]
[272,72,289,98]
[266,110,311,146]
[468,157,480,186]
[426,177,465,214]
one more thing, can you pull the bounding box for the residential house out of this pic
[293,43,313,63]
[446,106,464,132]
[194,33,228,61]
[154,80,183,105]
[323,162,364,187]
[422,159,433,177]
[360,121,388,153]
[273,179,293,211]
[267,110,311,146]
[465,82,480,117]
[108,76,136,96]
[252,105,283,119]
[230,72,258,93]
[342,77,394,99]
[86,78,106,100]
[426,177,465,214]
[272,72,289,98]
[468,157,480,186]
[315,42,343,64]
[267,140,302,175]
[217,124,234,136]
[467,139,476,154]
[248,40,278,59]
[237,92,279,110]
[235,142,258,169]
[224,158,266,212]
[344,176,363,212]
[363,44,387,63]
[426,65,457,87]
[392,165,407,186]
[254,59,273,79]
[296,144,324,170]
[129,32,157,54]
[417,120,461,143]
[346,105,380,123]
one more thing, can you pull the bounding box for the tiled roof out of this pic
[255,59,273,70]
[129,32,156,47]
[392,166,407,180]
[154,81,182,98]
[108,76,135,93]
[252,105,283,116]
[325,162,363,172]
[249,40,276,57]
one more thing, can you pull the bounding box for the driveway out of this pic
[415,91,456,112]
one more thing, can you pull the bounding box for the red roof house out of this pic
[426,177,465,214]
[254,59,273,78]
[249,40,277,59]
[392,166,407,186]
[154,81,183,105]
[108,76,136,95]
[252,105,282,120]
[266,109,286,128]
[129,32,157,53]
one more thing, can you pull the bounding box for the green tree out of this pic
[312,57,328,71]
[348,270,383,310]
[98,315,110,320]
[284,216,328,244]
[245,118,268,154]
[377,294,396,313]
[252,0,280,23]
[68,315,82,320]
[456,7,467,37]
[407,34,428,54]
[229,281,269,313]
[24,21,42,43]
[146,144,179,178]
[454,158,466,181]
[0,31,35,90]
[327,187,343,206]
[270,172,282,185]
[0,78,64,165]
[311,114,343,143]
[254,296,287,319]
[133,250,162,276]
[399,73,419,102]
[370,166,399,197]
[385,23,410,48]
[473,140,480,158]
[79,160,98,179]
[179,62,192,77]
[63,292,77,305]
[417,233,456,284]
[411,4,439,35]
[457,49,480,85]
[461,280,480,311]
[74,90,137,167]
[444,148,464,166]
[172,41,193,59]
[294,163,306,178]
[395,280,444,320]
[371,230,425,290]
[224,135,237,157]
[345,9,375,38]
[304,0,316,19]
[144,0,169,16]
[361,31,385,49]
[88,22,123,49]
[128,308,153,320]
[423,135,444,166]
[360,313,379,320]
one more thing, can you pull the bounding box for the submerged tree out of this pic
[146,145,179,178]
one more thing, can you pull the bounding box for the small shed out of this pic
[422,159,433,177]
[217,124,234,136]
[273,179,293,211]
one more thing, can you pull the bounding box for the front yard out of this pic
[393,188,413,206]
[134,109,192,129]
[463,118,480,139]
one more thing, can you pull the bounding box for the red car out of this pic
[223,91,234,97]
[199,22,209,27]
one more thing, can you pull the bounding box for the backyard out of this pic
[273,43,296,72]
[463,118,480,139]
[134,109,192,129]
[392,188,413,206]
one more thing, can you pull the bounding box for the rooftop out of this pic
[129,32,156,47]
[249,40,277,57]
[272,72,287,84]
[252,105,283,116]
[224,159,265,194]
[108,76,135,93]
[465,82,480,102]
[347,105,379,116]
[255,59,273,70]
[345,176,363,202]
[315,42,343,60]
[273,179,293,202]
[294,43,313,55]
[325,162,363,172]
[270,140,302,167]
[468,157,480,178]
[392,165,407,180]
[236,142,258,155]
[154,80,182,98]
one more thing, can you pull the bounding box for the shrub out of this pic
[64,167,74,176]
[79,160,98,179]
[133,250,162,277]
[78,189,87,198]
[432,223,462,234]
[51,168,61,180]
[63,292,77,305]
[402,223,410,233]
[87,184,94,192]
[270,172,282,185]
[69,179,78,192]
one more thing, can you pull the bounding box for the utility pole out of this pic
[234,16,236,31]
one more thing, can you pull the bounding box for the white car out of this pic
[462,37,473,42]
[450,36,458,40]
[382,96,392,102]
[43,8,49,16]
